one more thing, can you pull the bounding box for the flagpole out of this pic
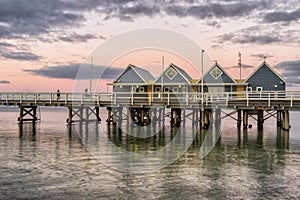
[161,56,164,100]
[201,49,204,111]
[238,52,241,80]
[89,57,93,94]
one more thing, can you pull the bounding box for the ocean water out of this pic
[0,106,300,199]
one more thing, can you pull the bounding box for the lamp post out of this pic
[201,49,205,111]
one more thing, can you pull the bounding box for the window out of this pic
[155,87,161,92]
[210,66,223,79]
[166,68,177,80]
[246,87,252,92]
[132,87,137,92]
[256,87,263,92]
[139,87,145,93]
[182,86,186,93]
[164,87,169,92]
[173,87,179,93]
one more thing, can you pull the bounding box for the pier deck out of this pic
[1,91,300,109]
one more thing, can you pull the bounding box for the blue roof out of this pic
[171,63,192,80]
[113,64,154,83]
[154,63,192,83]
[132,65,155,82]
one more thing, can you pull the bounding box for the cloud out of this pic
[163,0,279,20]
[264,8,300,23]
[0,0,86,39]
[0,42,15,47]
[230,64,254,69]
[58,33,104,43]
[217,32,281,45]
[251,53,274,59]
[23,63,124,80]
[215,25,300,45]
[102,2,160,21]
[274,60,300,86]
[0,80,10,84]
[0,51,41,61]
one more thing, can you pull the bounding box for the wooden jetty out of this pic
[0,61,297,131]
[1,90,300,131]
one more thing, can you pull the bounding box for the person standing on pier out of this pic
[57,89,61,101]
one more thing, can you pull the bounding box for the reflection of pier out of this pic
[1,91,300,131]
[72,121,290,151]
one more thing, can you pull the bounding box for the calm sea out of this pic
[0,106,300,199]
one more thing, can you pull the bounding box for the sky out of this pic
[0,0,300,92]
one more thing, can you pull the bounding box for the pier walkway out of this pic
[1,91,300,130]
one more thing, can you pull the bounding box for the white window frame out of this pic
[256,87,263,92]
[132,87,137,92]
[164,87,169,93]
[173,87,179,93]
[139,87,145,93]
[155,87,161,92]
[246,87,252,92]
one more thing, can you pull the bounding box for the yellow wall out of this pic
[235,79,245,98]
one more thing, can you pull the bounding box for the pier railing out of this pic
[1,91,300,108]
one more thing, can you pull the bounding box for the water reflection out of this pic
[75,121,291,156]
[1,110,297,199]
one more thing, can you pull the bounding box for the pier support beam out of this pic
[237,109,242,129]
[243,110,248,129]
[201,109,211,129]
[67,106,101,125]
[18,106,38,124]
[277,110,282,128]
[257,110,264,130]
[282,110,290,131]
[170,108,181,127]
[215,108,221,127]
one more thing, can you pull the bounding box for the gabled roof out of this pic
[154,63,192,83]
[197,62,237,83]
[245,61,286,83]
[113,64,154,83]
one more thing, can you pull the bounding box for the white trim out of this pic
[154,63,191,84]
[173,87,179,93]
[246,87,252,92]
[256,87,263,92]
[139,87,145,93]
[244,62,286,83]
[198,63,237,84]
[155,87,161,92]
[113,64,149,84]
[132,86,137,92]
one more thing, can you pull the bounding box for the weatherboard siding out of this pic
[246,64,285,91]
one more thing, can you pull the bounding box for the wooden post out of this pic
[237,109,242,129]
[127,108,132,125]
[215,108,221,127]
[107,108,112,124]
[277,110,282,128]
[85,107,89,123]
[170,108,174,127]
[282,110,290,131]
[257,110,264,129]
[243,110,248,129]
[32,106,37,122]
[201,110,205,129]
[19,107,24,124]
[67,107,73,125]
[183,109,186,127]
[95,107,101,122]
